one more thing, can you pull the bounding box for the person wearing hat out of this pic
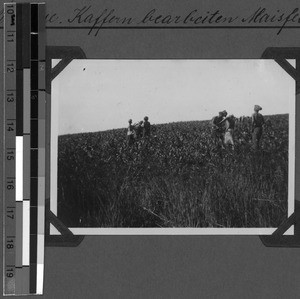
[219,114,235,149]
[134,120,144,140]
[211,110,227,148]
[252,105,265,150]
[127,119,135,145]
[143,116,151,138]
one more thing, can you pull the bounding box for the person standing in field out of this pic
[143,116,151,138]
[212,110,227,148]
[219,114,236,149]
[127,119,135,145]
[134,121,144,140]
[252,105,265,150]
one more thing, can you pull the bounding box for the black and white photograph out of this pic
[51,59,295,234]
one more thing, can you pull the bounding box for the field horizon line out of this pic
[58,113,289,137]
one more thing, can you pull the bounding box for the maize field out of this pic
[57,114,289,228]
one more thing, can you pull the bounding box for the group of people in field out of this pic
[126,105,265,149]
[127,116,151,145]
[212,105,265,150]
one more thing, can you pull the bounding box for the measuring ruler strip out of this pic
[23,3,32,295]
[16,3,29,295]
[4,2,17,295]
[30,3,47,294]
[29,3,38,294]
[4,2,45,295]
[37,3,46,295]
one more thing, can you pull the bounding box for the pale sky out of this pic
[52,59,295,135]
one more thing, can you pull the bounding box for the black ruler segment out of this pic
[30,207,37,235]
[30,236,37,262]
[16,4,23,70]
[30,61,38,90]
[31,4,38,33]
[31,33,38,60]
[29,263,37,294]
[31,91,38,118]
[30,178,38,206]
[22,3,31,68]
[30,120,38,148]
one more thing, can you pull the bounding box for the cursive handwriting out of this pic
[138,9,238,25]
[242,7,300,34]
[68,6,134,36]
[0,6,300,36]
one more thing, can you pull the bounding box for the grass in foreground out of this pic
[57,114,288,228]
